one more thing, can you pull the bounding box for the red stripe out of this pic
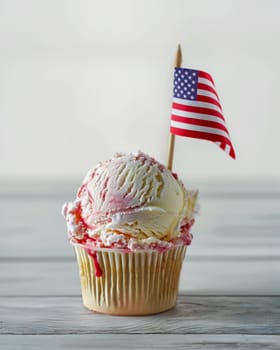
[170,126,236,159]
[198,70,215,85]
[172,102,225,121]
[171,115,229,135]
[196,94,222,110]
[230,146,236,159]
[197,83,219,100]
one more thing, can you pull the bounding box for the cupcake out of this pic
[62,151,197,315]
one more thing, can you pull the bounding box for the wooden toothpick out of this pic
[167,44,182,170]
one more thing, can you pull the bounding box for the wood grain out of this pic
[1,296,279,335]
[1,334,280,350]
[1,195,280,258]
[0,258,280,296]
[1,259,279,296]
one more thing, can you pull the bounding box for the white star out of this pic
[188,76,192,80]
[183,94,187,98]
[187,91,191,95]
[191,88,194,92]
[178,78,181,81]
[185,71,188,75]
[184,87,187,91]
[192,80,195,84]
[188,84,191,87]
[192,72,196,76]
[181,82,184,86]
[190,96,194,99]
[180,90,183,94]
[184,79,187,83]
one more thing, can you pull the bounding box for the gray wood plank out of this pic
[0,198,69,258]
[1,334,280,350]
[1,296,279,335]
[1,195,280,258]
[1,259,279,296]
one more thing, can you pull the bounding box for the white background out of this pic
[1,0,279,183]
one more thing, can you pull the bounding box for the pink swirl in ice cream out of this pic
[62,151,197,252]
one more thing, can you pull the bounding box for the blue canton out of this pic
[173,68,199,100]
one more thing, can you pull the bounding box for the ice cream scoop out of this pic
[63,151,197,249]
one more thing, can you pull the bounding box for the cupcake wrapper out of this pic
[74,245,186,315]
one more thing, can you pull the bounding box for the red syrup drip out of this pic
[86,249,103,277]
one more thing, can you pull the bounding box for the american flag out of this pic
[170,67,236,159]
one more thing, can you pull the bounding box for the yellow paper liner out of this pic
[74,245,186,315]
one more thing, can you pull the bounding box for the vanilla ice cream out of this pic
[63,151,197,251]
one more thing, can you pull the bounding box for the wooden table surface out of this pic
[1,182,280,349]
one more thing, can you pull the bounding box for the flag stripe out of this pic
[170,126,232,146]
[173,97,222,114]
[196,94,222,110]
[225,144,231,153]
[171,108,227,127]
[197,83,219,100]
[172,102,225,121]
[170,120,230,139]
[198,70,215,85]
[170,126,235,159]
[198,77,216,91]
[197,89,219,102]
[171,114,230,135]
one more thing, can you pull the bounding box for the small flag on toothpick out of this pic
[170,66,236,159]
